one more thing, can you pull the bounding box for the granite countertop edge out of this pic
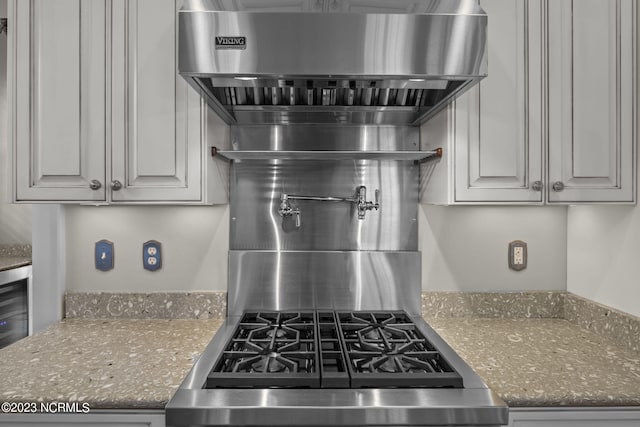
[0,257,32,272]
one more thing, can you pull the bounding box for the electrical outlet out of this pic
[508,240,527,271]
[95,240,114,271]
[143,240,162,271]
[514,247,524,265]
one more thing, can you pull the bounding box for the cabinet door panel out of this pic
[12,0,106,202]
[111,0,202,202]
[548,0,636,203]
[453,0,543,203]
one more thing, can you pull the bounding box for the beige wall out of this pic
[65,203,568,294]
[567,204,640,318]
[566,4,640,318]
[420,205,568,291]
[65,205,228,292]
[61,175,640,317]
[0,0,31,244]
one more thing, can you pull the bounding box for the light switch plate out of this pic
[508,240,527,271]
[95,240,114,271]
[143,240,162,272]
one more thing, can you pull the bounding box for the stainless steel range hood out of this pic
[178,0,487,126]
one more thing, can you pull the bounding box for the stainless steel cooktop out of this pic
[166,312,507,427]
[206,310,462,389]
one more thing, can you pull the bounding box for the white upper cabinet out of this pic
[421,0,637,205]
[421,0,544,204]
[454,0,544,203]
[111,0,203,202]
[547,0,636,203]
[10,0,229,204]
[11,0,107,202]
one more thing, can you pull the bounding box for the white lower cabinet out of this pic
[10,0,229,205]
[509,408,640,427]
[0,410,164,427]
[421,0,637,205]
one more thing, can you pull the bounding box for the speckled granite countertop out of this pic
[2,294,639,410]
[428,317,640,407]
[0,257,31,272]
[0,318,221,409]
[0,244,32,272]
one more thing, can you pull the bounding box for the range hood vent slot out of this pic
[205,81,460,108]
[179,1,487,125]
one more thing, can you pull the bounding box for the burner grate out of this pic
[336,311,463,388]
[206,310,462,389]
[206,311,320,388]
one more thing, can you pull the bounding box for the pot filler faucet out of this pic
[279,185,379,227]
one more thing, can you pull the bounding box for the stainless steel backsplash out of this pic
[228,251,421,316]
[229,126,420,251]
[228,125,421,313]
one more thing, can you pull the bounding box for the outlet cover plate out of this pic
[143,240,162,272]
[508,240,527,271]
[95,240,114,271]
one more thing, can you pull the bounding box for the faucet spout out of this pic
[278,186,379,224]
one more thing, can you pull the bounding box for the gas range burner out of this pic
[206,310,462,389]
[208,311,319,388]
[337,311,463,388]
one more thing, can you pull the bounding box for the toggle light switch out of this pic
[95,240,114,271]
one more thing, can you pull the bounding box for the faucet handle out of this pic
[374,189,380,209]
